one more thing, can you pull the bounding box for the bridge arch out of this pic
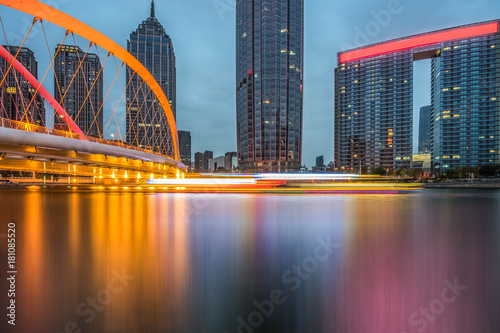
[0,0,180,160]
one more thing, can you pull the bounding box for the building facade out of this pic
[315,155,324,167]
[178,130,191,169]
[225,151,238,172]
[335,20,500,174]
[418,105,431,154]
[126,0,176,156]
[213,155,225,171]
[203,150,213,172]
[1,46,45,126]
[53,44,103,137]
[236,0,304,172]
[194,152,203,172]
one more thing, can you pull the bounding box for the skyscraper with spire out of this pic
[126,0,176,155]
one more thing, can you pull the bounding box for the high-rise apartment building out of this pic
[335,20,500,174]
[126,0,176,155]
[53,44,103,137]
[236,0,304,172]
[0,46,45,126]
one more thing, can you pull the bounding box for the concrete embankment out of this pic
[425,181,500,189]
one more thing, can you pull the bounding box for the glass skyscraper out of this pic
[54,44,103,137]
[418,105,431,154]
[335,20,499,175]
[236,0,304,172]
[127,0,176,156]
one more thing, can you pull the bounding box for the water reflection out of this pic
[0,190,499,332]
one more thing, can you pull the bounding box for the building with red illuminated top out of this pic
[334,20,499,174]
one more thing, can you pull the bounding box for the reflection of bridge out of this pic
[0,0,186,182]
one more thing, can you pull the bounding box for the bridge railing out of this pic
[0,117,174,160]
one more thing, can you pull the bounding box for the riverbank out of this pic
[425,180,500,189]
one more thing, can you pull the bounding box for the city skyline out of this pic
[1,0,500,167]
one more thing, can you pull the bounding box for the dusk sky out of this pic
[2,0,500,167]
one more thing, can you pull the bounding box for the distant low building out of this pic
[316,155,324,167]
[194,152,203,172]
[213,155,225,171]
[178,130,191,170]
[225,152,238,172]
[412,154,431,172]
[312,155,326,172]
[203,150,213,172]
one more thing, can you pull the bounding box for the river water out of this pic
[1,189,499,333]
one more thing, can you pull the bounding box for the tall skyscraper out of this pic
[178,130,191,169]
[418,105,431,154]
[54,44,103,137]
[0,46,45,126]
[127,0,176,155]
[236,0,304,172]
[335,20,500,174]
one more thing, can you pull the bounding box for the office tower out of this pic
[316,155,324,167]
[178,130,191,169]
[53,44,103,137]
[335,20,500,174]
[194,152,203,172]
[236,0,304,172]
[126,0,176,155]
[225,152,238,172]
[203,150,213,172]
[0,46,45,126]
[418,105,431,154]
